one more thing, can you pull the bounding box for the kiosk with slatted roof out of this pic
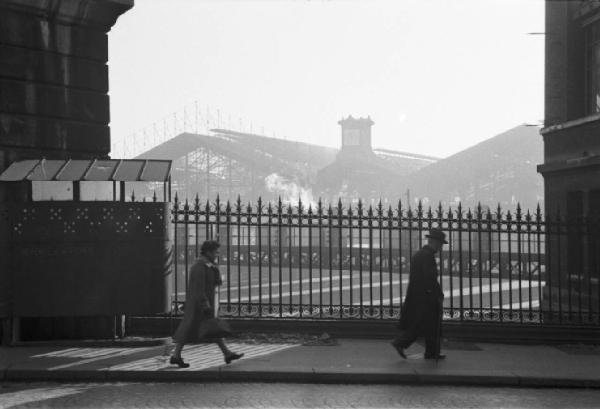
[0,159,173,340]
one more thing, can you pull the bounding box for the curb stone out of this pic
[517,376,600,388]
[5,369,109,382]
[3,369,600,388]
[415,373,520,386]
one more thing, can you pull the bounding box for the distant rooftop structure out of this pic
[132,123,435,203]
[338,115,376,156]
[313,115,437,202]
[401,125,544,210]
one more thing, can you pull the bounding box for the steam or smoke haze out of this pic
[265,173,315,205]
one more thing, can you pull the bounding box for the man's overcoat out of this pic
[173,255,222,343]
[399,245,444,337]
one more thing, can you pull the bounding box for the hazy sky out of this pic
[108,0,544,159]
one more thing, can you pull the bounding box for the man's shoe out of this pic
[424,354,446,360]
[225,352,244,364]
[169,356,190,368]
[391,341,407,359]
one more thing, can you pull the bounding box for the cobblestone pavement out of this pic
[1,382,600,408]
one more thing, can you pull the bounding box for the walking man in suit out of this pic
[392,228,447,360]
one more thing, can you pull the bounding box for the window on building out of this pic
[586,20,600,114]
[342,129,361,146]
[567,191,584,278]
[31,181,73,201]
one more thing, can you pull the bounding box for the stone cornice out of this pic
[541,113,600,136]
[537,154,600,174]
[0,0,133,31]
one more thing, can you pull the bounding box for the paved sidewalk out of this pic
[1,337,600,388]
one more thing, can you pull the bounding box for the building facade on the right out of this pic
[539,0,600,218]
[538,0,600,318]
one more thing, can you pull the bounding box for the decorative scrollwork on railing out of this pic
[501,310,520,322]
[522,311,541,323]
[218,304,238,317]
[212,302,556,325]
[301,306,317,318]
[211,300,600,326]
[240,304,259,317]
[256,305,278,318]
[442,309,462,320]
[361,306,381,319]
[462,310,481,321]
[213,302,565,326]
[483,309,500,321]
[381,307,399,319]
[340,306,355,319]
[278,305,299,318]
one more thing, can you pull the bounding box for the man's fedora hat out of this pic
[426,228,448,244]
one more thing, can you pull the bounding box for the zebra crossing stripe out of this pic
[108,342,299,371]
[47,347,156,371]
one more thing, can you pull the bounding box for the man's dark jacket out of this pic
[399,245,444,337]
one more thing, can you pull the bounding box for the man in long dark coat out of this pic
[392,228,447,360]
[170,240,243,368]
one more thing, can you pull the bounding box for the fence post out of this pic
[496,204,504,323]
[258,197,263,317]
[477,203,483,321]
[194,195,200,258]
[184,199,190,299]
[358,200,364,318]
[236,196,242,317]
[398,200,404,317]
[387,205,394,317]
[535,204,543,324]
[348,203,354,315]
[467,207,473,318]
[318,199,324,318]
[225,200,232,311]
[308,204,314,315]
[368,204,374,316]
[298,198,304,318]
[267,201,273,314]
[247,201,253,314]
[173,194,179,313]
[277,197,283,318]
[338,199,344,318]
[437,202,445,317]
[378,201,384,318]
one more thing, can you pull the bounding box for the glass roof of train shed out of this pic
[0,159,172,182]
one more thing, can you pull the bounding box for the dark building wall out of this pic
[0,0,133,188]
[0,0,132,342]
[539,119,600,214]
[544,1,592,126]
[541,0,600,217]
[540,1,600,315]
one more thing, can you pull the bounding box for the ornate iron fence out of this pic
[170,195,600,326]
